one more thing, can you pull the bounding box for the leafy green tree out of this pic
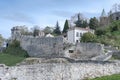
[43,26,53,34]
[62,20,69,34]
[110,21,120,32]
[80,32,97,42]
[89,17,99,30]
[53,21,61,35]
[95,28,108,36]
[10,39,20,47]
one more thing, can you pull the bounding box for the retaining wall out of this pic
[0,61,120,80]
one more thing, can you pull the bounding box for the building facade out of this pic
[99,9,120,27]
[110,12,120,21]
[11,26,45,40]
[67,27,94,44]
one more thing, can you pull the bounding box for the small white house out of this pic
[67,27,94,44]
[46,33,54,37]
[38,30,45,37]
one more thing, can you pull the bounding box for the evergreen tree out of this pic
[74,14,83,27]
[53,21,61,35]
[89,17,99,30]
[82,20,88,28]
[62,20,69,34]
[33,29,39,37]
[32,26,40,37]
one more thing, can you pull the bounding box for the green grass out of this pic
[112,31,120,36]
[89,74,120,80]
[3,46,29,57]
[110,56,120,60]
[0,40,29,66]
[0,53,25,66]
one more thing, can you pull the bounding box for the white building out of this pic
[46,33,54,37]
[38,30,45,37]
[67,27,94,44]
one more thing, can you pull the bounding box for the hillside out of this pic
[95,20,120,49]
[0,40,29,66]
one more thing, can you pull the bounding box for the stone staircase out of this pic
[64,45,75,58]
[91,50,113,61]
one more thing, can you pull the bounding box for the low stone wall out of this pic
[68,43,104,60]
[0,61,120,80]
[112,51,120,59]
[76,43,103,55]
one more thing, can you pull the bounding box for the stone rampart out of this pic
[14,36,105,60]
[19,36,64,57]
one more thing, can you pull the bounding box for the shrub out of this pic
[3,40,29,57]
[80,32,97,42]
[9,39,20,47]
[110,21,120,32]
[95,28,108,36]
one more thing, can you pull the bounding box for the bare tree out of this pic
[71,13,85,23]
[112,3,118,12]
[118,4,120,11]
[14,25,29,35]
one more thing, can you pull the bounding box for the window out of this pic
[76,40,78,43]
[80,33,82,37]
[69,50,74,53]
[76,32,79,37]
[116,17,119,20]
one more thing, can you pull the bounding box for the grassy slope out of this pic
[89,74,120,80]
[0,40,29,66]
[0,53,25,66]
[95,21,120,48]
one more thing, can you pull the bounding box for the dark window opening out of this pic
[76,32,79,37]
[80,33,82,37]
[69,50,74,53]
[76,40,78,43]
[116,17,119,20]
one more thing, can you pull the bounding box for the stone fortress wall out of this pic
[18,36,64,58]
[10,26,105,59]
[17,35,104,59]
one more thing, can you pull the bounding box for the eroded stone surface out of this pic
[0,61,120,80]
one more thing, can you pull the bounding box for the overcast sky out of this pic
[0,0,120,38]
